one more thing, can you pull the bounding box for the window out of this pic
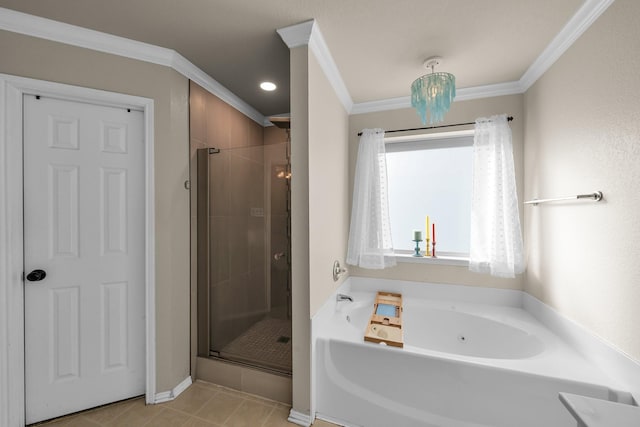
[385,130,473,257]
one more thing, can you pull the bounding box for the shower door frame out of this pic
[196,147,273,358]
[196,138,291,373]
[265,153,292,319]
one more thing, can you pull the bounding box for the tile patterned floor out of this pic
[35,380,338,427]
[220,318,292,372]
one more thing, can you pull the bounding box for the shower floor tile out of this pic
[219,318,292,373]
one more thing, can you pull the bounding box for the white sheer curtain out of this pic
[469,114,525,278]
[346,129,396,269]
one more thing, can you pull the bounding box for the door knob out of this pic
[273,252,285,261]
[26,269,46,282]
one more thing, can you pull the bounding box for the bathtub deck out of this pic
[312,277,633,427]
[318,289,625,392]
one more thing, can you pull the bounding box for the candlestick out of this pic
[412,239,422,257]
[425,216,430,241]
[425,238,431,256]
[431,223,436,257]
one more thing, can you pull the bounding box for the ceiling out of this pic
[0,0,588,117]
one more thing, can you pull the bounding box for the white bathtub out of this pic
[313,278,634,427]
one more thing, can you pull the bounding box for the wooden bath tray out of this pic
[364,291,403,348]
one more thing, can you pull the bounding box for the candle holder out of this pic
[412,239,423,257]
[431,240,437,258]
[425,238,431,256]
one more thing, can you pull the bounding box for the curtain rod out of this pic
[357,116,514,136]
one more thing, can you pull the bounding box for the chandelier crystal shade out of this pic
[411,57,456,125]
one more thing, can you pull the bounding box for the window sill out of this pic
[394,252,469,266]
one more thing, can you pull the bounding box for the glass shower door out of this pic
[197,132,291,374]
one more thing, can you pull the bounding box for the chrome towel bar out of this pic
[524,191,603,206]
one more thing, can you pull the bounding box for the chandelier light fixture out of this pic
[410,56,456,125]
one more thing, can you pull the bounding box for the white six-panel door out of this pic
[23,94,145,424]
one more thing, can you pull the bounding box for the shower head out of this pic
[269,116,290,129]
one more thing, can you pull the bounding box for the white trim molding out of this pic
[276,20,315,49]
[0,71,25,427]
[455,81,525,102]
[171,54,264,125]
[144,96,157,406]
[351,0,614,114]
[307,22,353,112]
[288,409,313,427]
[350,80,526,115]
[0,73,157,425]
[154,376,193,404]
[519,0,615,91]
[0,7,265,125]
[0,7,174,67]
[0,0,614,119]
[349,96,411,115]
[277,20,354,113]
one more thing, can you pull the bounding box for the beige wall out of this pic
[524,0,640,362]
[0,30,191,392]
[289,44,350,416]
[348,95,525,290]
[308,53,350,316]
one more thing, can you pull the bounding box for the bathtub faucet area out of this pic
[336,293,353,302]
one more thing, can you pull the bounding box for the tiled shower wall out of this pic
[190,81,266,352]
[190,81,289,356]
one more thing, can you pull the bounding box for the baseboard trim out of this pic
[288,409,313,427]
[172,376,193,398]
[154,376,193,404]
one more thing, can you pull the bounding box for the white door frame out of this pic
[0,73,156,426]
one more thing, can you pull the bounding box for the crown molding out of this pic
[0,7,266,125]
[350,96,411,115]
[351,0,613,115]
[0,0,614,120]
[519,0,614,91]
[169,53,264,124]
[0,7,175,66]
[307,22,353,113]
[455,80,524,101]
[351,80,525,115]
[276,20,315,49]
[277,19,353,113]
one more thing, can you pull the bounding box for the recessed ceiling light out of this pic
[260,81,277,91]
